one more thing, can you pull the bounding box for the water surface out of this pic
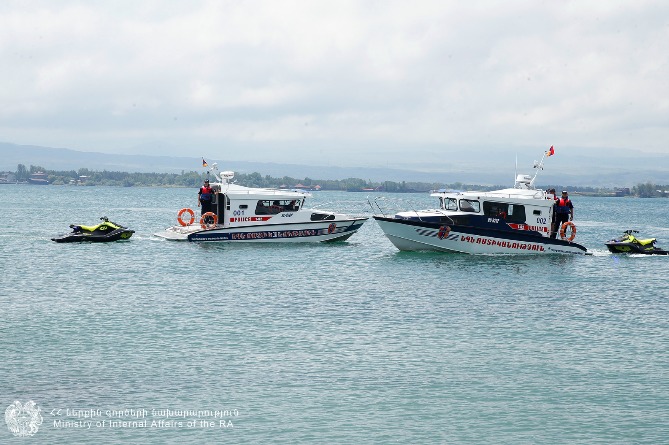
[1,185,667,444]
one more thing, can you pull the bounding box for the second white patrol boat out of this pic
[155,164,367,243]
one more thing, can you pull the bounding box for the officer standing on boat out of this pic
[198,178,214,215]
[552,190,574,238]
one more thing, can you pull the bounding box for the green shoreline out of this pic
[3,163,667,198]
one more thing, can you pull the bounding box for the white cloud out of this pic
[0,0,667,167]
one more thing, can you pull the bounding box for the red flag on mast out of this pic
[546,146,555,157]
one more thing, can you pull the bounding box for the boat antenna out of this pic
[209,162,222,182]
[530,148,549,187]
[514,154,518,185]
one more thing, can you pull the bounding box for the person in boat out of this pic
[270,200,283,214]
[552,190,574,238]
[256,201,269,215]
[198,179,214,216]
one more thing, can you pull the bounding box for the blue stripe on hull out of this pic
[187,222,363,242]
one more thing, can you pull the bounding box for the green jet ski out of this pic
[605,230,667,255]
[51,217,135,243]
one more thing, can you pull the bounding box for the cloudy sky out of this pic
[1,0,667,169]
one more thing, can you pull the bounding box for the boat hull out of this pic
[154,218,368,243]
[374,216,587,255]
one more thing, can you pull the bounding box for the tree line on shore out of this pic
[8,163,668,197]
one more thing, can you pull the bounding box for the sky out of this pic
[1,0,668,170]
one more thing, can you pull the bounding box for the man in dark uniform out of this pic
[198,179,214,216]
[552,190,574,238]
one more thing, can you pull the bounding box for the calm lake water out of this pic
[1,185,668,444]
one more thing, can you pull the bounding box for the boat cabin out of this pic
[196,167,347,229]
[426,188,555,237]
[203,180,308,228]
[390,186,556,237]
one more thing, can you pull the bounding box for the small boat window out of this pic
[444,198,458,211]
[239,204,248,209]
[483,201,508,219]
[507,205,526,223]
[256,200,300,215]
[459,199,480,213]
[482,201,526,222]
[533,209,541,215]
[310,213,335,221]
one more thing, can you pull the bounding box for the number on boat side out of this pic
[537,218,547,224]
[233,210,245,216]
[281,213,293,217]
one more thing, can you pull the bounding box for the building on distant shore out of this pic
[28,171,50,185]
[293,183,321,191]
[614,187,631,197]
[0,172,16,183]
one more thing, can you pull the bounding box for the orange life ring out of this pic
[560,221,576,242]
[177,208,195,226]
[200,212,218,229]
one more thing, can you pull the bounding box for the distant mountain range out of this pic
[1,142,667,187]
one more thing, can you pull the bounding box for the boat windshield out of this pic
[459,199,480,213]
[442,198,458,211]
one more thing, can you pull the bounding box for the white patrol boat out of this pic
[372,152,587,255]
[155,164,367,242]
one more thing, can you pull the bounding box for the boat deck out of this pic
[154,225,209,241]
